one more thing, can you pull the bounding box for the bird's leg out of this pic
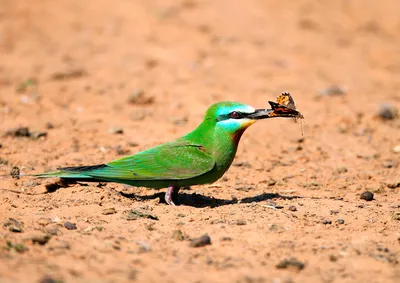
[165,186,180,206]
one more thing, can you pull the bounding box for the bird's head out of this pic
[203,101,273,136]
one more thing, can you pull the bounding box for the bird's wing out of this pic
[82,140,216,181]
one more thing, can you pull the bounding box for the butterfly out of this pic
[268,92,304,120]
[268,92,304,135]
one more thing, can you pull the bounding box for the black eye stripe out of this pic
[217,111,249,121]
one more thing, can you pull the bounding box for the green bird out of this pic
[35,101,299,205]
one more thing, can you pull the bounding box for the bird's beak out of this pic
[246,109,275,120]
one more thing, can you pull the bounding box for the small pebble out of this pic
[64,222,77,230]
[234,219,247,225]
[4,218,23,232]
[320,85,347,96]
[288,205,297,212]
[377,103,398,120]
[108,127,124,135]
[276,258,305,271]
[45,225,61,236]
[382,160,397,168]
[23,232,51,245]
[393,145,400,153]
[386,182,400,189]
[127,89,154,105]
[190,234,211,248]
[337,219,345,224]
[38,275,60,283]
[335,167,348,174]
[322,219,332,225]
[10,166,20,179]
[4,127,30,137]
[102,208,117,215]
[360,191,374,201]
[220,236,232,241]
[30,131,47,139]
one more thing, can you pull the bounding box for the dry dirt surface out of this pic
[1,0,400,282]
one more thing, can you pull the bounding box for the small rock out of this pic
[4,127,30,137]
[4,218,23,232]
[337,219,345,224]
[391,212,400,221]
[64,222,77,230]
[276,258,305,271]
[172,230,185,241]
[220,236,232,241]
[386,182,400,189]
[50,68,87,80]
[108,127,124,135]
[335,167,348,174]
[45,225,62,236]
[322,219,332,225]
[128,89,154,105]
[46,122,55,129]
[30,131,48,139]
[10,166,20,179]
[267,179,276,186]
[377,103,398,120]
[382,160,397,168]
[320,85,347,96]
[393,145,400,153]
[115,145,130,155]
[38,275,61,283]
[360,191,374,201]
[190,234,211,248]
[0,157,8,165]
[288,205,297,212]
[23,231,51,245]
[37,218,51,226]
[234,219,247,225]
[102,208,117,215]
[329,255,339,262]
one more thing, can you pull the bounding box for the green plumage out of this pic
[35,101,289,204]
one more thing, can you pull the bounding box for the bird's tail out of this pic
[1,164,108,182]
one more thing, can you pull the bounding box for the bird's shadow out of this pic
[120,190,302,208]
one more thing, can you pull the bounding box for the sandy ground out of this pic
[1,0,400,282]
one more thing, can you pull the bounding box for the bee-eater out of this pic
[36,101,299,205]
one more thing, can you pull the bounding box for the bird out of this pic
[35,101,296,206]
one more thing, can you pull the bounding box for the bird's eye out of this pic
[229,111,241,119]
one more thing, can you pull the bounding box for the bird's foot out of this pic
[165,186,180,206]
